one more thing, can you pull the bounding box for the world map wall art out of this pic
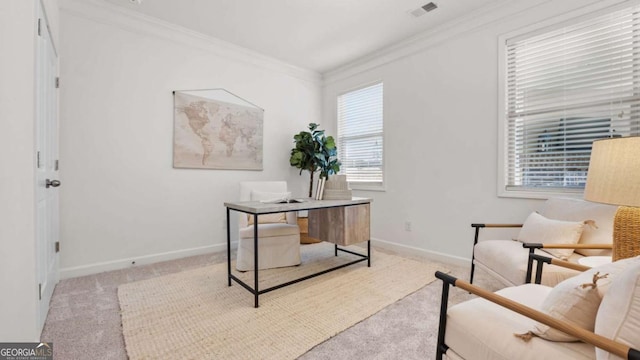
[173,89,264,170]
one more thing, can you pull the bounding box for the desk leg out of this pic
[227,208,231,286]
[334,244,338,257]
[367,240,371,267]
[253,214,259,308]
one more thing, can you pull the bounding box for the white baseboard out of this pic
[60,239,469,279]
[370,237,471,268]
[59,243,233,279]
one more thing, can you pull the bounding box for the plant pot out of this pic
[297,217,322,244]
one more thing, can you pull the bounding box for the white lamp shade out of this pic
[584,137,640,207]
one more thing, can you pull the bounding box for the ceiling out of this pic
[103,0,502,73]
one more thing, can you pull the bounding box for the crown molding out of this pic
[322,0,572,85]
[323,0,636,84]
[59,0,322,85]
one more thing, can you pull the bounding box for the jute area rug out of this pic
[118,243,442,360]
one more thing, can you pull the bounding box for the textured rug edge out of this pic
[298,267,449,358]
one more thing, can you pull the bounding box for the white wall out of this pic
[55,0,629,277]
[0,0,59,342]
[0,0,38,341]
[58,0,322,277]
[323,0,620,264]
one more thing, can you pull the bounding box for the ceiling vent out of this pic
[409,2,438,17]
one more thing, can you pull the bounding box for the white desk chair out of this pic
[236,181,301,271]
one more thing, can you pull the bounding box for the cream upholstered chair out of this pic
[236,181,301,271]
[470,198,617,287]
[436,255,640,360]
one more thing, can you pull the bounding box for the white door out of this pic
[35,0,59,333]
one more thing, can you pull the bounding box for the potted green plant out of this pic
[290,123,341,197]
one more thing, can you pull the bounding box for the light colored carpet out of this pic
[118,243,444,360]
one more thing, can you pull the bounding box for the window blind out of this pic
[337,82,384,186]
[505,5,640,191]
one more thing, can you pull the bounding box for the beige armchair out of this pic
[436,255,640,360]
[470,197,617,287]
[236,181,301,271]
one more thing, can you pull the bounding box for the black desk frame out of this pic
[225,200,371,308]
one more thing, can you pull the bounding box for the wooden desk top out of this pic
[224,197,372,214]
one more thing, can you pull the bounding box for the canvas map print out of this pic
[173,91,263,170]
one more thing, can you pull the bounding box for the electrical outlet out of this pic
[404,221,412,231]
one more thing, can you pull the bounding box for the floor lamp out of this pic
[584,136,640,261]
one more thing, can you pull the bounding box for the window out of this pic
[337,82,384,190]
[501,5,640,196]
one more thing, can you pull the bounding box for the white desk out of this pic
[224,197,372,307]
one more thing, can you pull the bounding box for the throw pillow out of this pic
[595,261,640,360]
[247,191,290,225]
[529,271,607,342]
[517,212,585,260]
[540,198,616,257]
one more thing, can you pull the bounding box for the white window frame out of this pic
[337,81,385,192]
[497,0,638,199]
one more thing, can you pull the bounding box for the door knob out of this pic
[46,179,61,188]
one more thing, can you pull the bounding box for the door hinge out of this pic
[55,241,60,253]
[37,151,41,168]
[38,283,42,300]
[37,18,42,36]
[55,77,60,89]
[55,159,59,171]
